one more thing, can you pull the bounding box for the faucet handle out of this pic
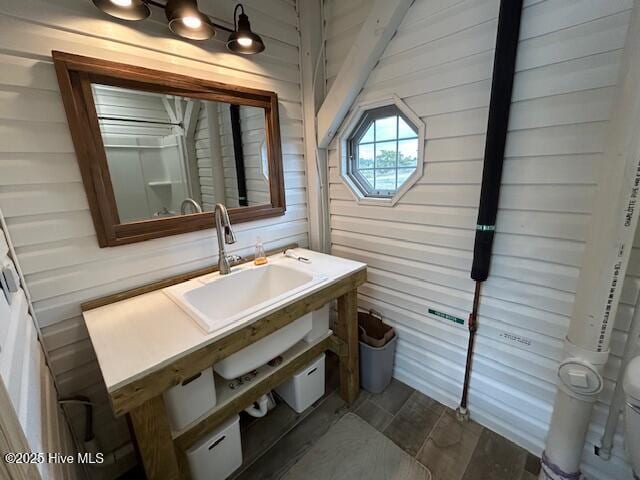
[227,254,243,266]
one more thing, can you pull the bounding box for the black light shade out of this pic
[165,0,215,41]
[227,5,265,55]
[92,0,150,21]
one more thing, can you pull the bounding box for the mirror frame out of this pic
[52,51,286,247]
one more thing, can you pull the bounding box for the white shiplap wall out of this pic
[325,0,636,479]
[0,0,308,472]
[0,215,79,480]
[194,105,218,211]
[216,104,271,207]
[195,103,272,209]
[322,0,373,92]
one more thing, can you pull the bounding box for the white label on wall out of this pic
[499,331,532,347]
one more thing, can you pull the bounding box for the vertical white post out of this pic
[205,102,226,206]
[182,100,203,202]
[541,3,640,478]
[298,0,326,251]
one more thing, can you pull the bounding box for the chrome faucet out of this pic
[214,203,241,275]
[180,198,202,215]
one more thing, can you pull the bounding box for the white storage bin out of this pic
[275,354,325,413]
[186,414,242,480]
[163,367,216,432]
[304,304,330,343]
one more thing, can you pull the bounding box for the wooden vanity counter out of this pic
[82,247,366,480]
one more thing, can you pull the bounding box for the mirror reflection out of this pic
[91,84,271,223]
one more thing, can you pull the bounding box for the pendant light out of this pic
[92,0,150,21]
[165,0,215,41]
[226,4,265,55]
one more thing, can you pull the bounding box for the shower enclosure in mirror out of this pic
[53,51,285,247]
[93,84,271,222]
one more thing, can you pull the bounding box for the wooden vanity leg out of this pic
[129,395,182,480]
[336,288,360,404]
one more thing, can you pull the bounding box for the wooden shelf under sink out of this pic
[172,331,336,448]
[82,248,366,480]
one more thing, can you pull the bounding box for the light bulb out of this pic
[237,37,253,47]
[182,15,202,29]
[110,0,132,6]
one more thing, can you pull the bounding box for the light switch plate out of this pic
[0,265,10,304]
[2,263,19,294]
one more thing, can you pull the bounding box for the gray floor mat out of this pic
[281,413,431,480]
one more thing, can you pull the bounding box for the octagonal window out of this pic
[347,105,419,198]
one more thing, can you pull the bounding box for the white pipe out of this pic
[243,394,270,418]
[544,393,594,473]
[598,298,640,460]
[540,3,640,478]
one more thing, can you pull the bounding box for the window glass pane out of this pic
[398,139,419,167]
[397,168,415,186]
[360,169,374,188]
[375,116,397,142]
[398,116,417,139]
[346,106,422,198]
[357,143,374,169]
[360,123,374,143]
[375,169,396,190]
[375,141,397,168]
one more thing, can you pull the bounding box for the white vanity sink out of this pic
[163,260,327,378]
[83,248,366,393]
[165,262,327,334]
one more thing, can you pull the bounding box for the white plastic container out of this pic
[163,367,216,432]
[304,304,330,343]
[275,354,325,413]
[186,414,242,480]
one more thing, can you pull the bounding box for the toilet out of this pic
[623,356,640,479]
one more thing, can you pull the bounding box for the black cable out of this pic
[233,4,244,30]
[98,115,182,127]
[59,396,94,442]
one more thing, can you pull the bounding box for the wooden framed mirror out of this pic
[52,51,286,247]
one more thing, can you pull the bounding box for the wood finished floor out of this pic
[233,356,541,480]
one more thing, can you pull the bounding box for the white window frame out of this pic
[337,95,425,206]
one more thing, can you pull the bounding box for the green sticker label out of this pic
[476,224,496,231]
[428,308,465,325]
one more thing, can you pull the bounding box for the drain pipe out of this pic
[596,295,640,460]
[456,0,523,421]
[458,281,482,419]
[59,397,135,470]
[540,6,640,479]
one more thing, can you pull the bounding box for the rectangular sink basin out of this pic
[164,262,327,335]
[214,313,312,379]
